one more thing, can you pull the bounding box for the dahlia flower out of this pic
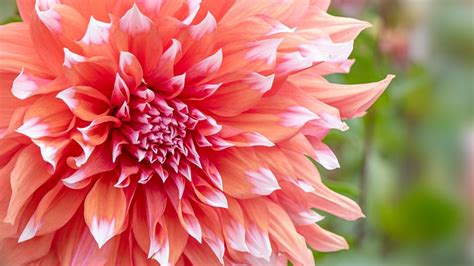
[0,0,393,264]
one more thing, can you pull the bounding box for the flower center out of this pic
[114,85,198,165]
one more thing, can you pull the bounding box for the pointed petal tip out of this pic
[90,217,116,249]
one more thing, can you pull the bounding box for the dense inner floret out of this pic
[116,85,196,165]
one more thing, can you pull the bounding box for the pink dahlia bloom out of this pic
[0,0,393,264]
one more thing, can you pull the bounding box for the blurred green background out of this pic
[1,0,473,265]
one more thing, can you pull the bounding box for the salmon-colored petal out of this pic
[0,72,31,132]
[30,4,87,74]
[219,197,249,252]
[62,144,114,189]
[193,73,274,117]
[192,177,228,208]
[294,74,395,119]
[17,96,75,139]
[280,142,365,220]
[0,23,51,76]
[32,137,71,171]
[56,215,109,265]
[267,200,314,265]
[120,4,163,75]
[119,51,144,90]
[193,202,225,263]
[4,145,51,225]
[163,209,189,264]
[0,151,18,224]
[300,8,370,42]
[183,238,221,265]
[11,69,67,100]
[0,139,23,167]
[11,70,49,100]
[297,223,349,252]
[63,56,117,92]
[17,0,35,23]
[184,49,223,83]
[84,176,128,248]
[0,233,54,265]
[19,182,87,242]
[176,197,202,243]
[57,86,111,121]
[213,148,280,199]
[143,182,168,256]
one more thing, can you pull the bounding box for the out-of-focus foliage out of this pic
[316,0,474,265]
[0,1,472,265]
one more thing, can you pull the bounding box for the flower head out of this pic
[0,0,393,264]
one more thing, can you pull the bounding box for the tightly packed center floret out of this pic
[114,85,200,166]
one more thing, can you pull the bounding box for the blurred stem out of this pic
[355,110,376,245]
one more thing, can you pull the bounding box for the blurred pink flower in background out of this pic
[331,0,366,16]
[0,0,392,264]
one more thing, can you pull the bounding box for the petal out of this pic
[84,176,128,248]
[147,39,182,85]
[62,54,117,94]
[57,86,110,121]
[120,4,163,75]
[189,12,217,40]
[17,96,74,139]
[143,182,168,256]
[19,182,88,242]
[183,239,221,265]
[294,74,395,119]
[214,148,280,198]
[55,215,109,265]
[17,0,35,23]
[62,144,115,189]
[31,137,71,171]
[297,223,349,252]
[119,51,144,90]
[267,200,314,265]
[280,141,365,220]
[308,137,340,170]
[301,8,371,42]
[0,72,31,131]
[193,73,274,117]
[177,198,202,243]
[4,145,51,224]
[0,23,51,76]
[193,177,228,208]
[163,209,189,264]
[80,16,112,45]
[11,69,50,100]
[120,3,153,35]
[0,234,54,265]
[78,116,121,146]
[30,4,88,74]
[193,202,225,263]
[185,49,223,82]
[220,198,248,252]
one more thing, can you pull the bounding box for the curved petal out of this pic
[57,86,111,121]
[297,223,349,252]
[84,176,128,248]
[293,74,395,119]
[192,73,274,117]
[213,148,280,199]
[267,200,314,265]
[4,145,51,225]
[17,96,75,139]
[62,144,115,189]
[18,182,88,242]
[0,23,51,76]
